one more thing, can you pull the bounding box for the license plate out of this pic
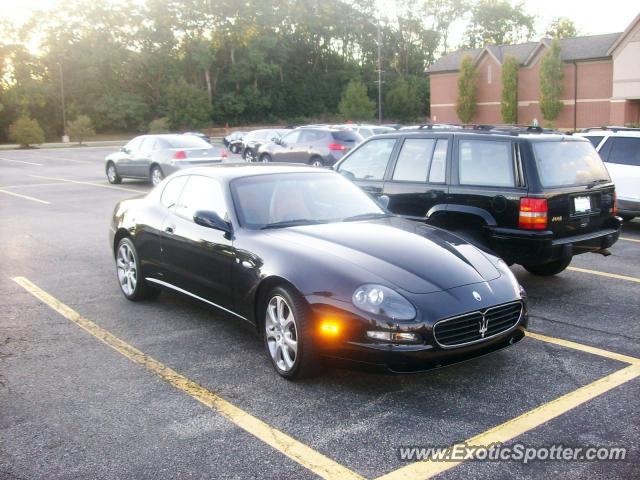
[574,196,591,213]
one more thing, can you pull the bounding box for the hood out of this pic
[264,217,500,294]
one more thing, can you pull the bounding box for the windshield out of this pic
[231,172,385,229]
[532,140,610,187]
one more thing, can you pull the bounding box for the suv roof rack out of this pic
[581,125,640,133]
[401,123,564,136]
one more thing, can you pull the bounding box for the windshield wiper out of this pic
[586,179,609,189]
[260,219,327,229]
[341,212,390,222]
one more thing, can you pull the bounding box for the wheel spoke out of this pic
[281,344,295,368]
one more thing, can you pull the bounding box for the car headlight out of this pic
[352,284,416,320]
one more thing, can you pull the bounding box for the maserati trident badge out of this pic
[473,291,482,302]
[478,316,489,338]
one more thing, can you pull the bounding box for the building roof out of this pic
[426,33,622,74]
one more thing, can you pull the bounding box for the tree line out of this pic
[0,0,575,142]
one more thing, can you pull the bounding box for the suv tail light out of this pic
[328,143,346,151]
[519,197,548,230]
[173,150,187,160]
[612,191,617,216]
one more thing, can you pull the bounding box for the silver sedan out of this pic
[105,134,227,186]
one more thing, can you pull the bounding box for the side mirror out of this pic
[121,147,129,154]
[339,170,355,181]
[377,195,390,209]
[193,210,233,235]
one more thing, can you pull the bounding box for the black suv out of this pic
[334,126,622,276]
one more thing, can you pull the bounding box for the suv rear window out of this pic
[584,135,604,148]
[166,136,211,148]
[532,140,610,187]
[459,140,514,187]
[332,130,362,143]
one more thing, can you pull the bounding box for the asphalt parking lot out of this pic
[1,145,638,479]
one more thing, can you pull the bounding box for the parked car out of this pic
[105,135,227,186]
[224,131,247,153]
[334,126,621,276]
[241,129,290,162]
[257,127,363,167]
[576,127,640,221]
[110,164,528,378]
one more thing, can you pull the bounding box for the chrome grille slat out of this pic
[433,301,523,348]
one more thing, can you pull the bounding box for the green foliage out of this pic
[338,80,375,121]
[385,77,420,122]
[465,0,535,47]
[67,115,95,144]
[539,38,564,126]
[148,117,170,133]
[8,117,45,147]
[166,79,211,130]
[500,55,519,124]
[545,17,578,39]
[456,55,478,124]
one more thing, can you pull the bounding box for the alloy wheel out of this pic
[116,243,137,296]
[107,164,117,182]
[151,167,163,186]
[265,295,298,372]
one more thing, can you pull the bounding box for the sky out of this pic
[1,0,638,42]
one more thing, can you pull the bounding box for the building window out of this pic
[488,65,492,84]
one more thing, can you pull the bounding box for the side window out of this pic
[139,137,156,154]
[392,138,436,182]
[459,140,514,187]
[175,176,228,221]
[160,176,188,209]
[584,135,603,148]
[429,139,448,183]
[282,130,301,144]
[598,137,613,161]
[337,138,397,181]
[299,130,325,142]
[608,137,640,166]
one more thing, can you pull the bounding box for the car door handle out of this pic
[164,225,175,234]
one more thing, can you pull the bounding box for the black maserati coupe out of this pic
[110,164,528,378]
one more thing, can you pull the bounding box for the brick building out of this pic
[426,13,640,129]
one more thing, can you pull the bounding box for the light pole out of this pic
[376,17,383,124]
[58,62,68,142]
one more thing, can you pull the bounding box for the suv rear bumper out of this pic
[486,218,621,265]
[618,198,640,217]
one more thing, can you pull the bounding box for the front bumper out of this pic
[307,278,528,372]
[486,219,621,265]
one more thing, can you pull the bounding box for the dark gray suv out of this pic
[256,127,363,167]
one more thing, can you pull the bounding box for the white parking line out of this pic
[0,182,73,189]
[32,154,91,164]
[0,157,43,166]
[29,174,144,193]
[0,188,50,204]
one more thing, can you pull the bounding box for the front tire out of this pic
[150,165,164,186]
[115,238,160,301]
[522,256,572,276]
[263,286,319,379]
[244,149,255,162]
[106,162,122,184]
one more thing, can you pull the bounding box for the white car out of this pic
[577,128,640,221]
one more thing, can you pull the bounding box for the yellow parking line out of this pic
[376,364,640,480]
[567,266,640,284]
[0,188,50,204]
[0,157,43,166]
[527,331,640,365]
[29,175,143,193]
[620,236,640,244]
[11,277,364,480]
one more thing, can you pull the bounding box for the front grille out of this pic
[433,301,523,348]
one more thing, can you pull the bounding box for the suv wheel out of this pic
[522,256,572,276]
[263,286,320,379]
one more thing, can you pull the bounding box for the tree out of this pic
[545,17,578,39]
[456,55,478,124]
[148,117,170,133]
[165,79,211,130]
[539,38,564,127]
[8,117,45,147]
[385,77,420,122]
[465,0,535,47]
[67,115,95,144]
[501,55,519,124]
[338,80,375,121]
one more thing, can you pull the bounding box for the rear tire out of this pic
[262,285,320,380]
[115,238,160,301]
[309,156,324,167]
[106,162,122,184]
[150,165,164,186]
[522,256,572,276]
[260,153,272,163]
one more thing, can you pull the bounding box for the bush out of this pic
[338,80,375,121]
[8,117,45,147]
[148,117,170,133]
[67,115,95,144]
